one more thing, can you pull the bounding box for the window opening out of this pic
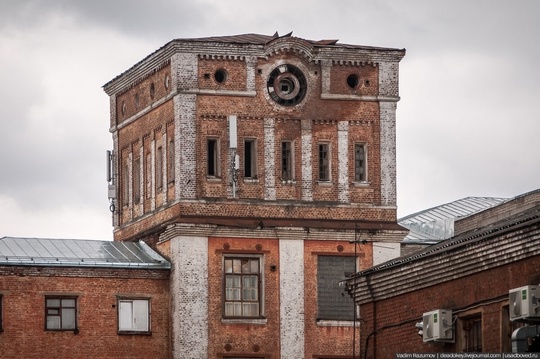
[318,143,330,181]
[354,144,366,182]
[133,157,141,204]
[45,296,77,331]
[462,315,482,352]
[244,139,257,178]
[118,298,150,333]
[317,256,355,320]
[224,257,261,318]
[281,141,293,180]
[347,74,359,89]
[207,139,220,177]
[156,146,163,191]
[168,139,175,183]
[145,152,152,199]
[214,69,227,84]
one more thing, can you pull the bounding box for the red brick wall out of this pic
[0,266,170,359]
[358,256,540,359]
[207,237,281,358]
[304,240,372,358]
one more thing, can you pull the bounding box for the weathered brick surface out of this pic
[0,266,170,359]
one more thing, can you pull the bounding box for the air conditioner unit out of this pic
[509,285,540,321]
[422,309,453,342]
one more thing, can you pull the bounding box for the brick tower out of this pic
[103,32,406,359]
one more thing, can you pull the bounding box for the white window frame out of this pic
[118,298,150,334]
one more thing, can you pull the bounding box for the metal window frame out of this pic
[44,295,78,332]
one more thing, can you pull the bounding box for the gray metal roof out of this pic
[0,237,170,269]
[399,197,509,244]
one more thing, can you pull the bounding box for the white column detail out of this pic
[264,118,276,201]
[280,239,305,359]
[301,119,313,201]
[174,94,197,199]
[337,121,349,203]
[379,101,397,206]
[171,236,209,359]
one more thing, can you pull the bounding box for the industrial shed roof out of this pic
[0,237,170,269]
[398,197,508,244]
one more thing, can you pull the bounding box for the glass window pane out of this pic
[250,259,259,273]
[62,299,76,307]
[48,309,59,315]
[47,316,61,329]
[61,308,76,329]
[133,300,149,331]
[47,299,60,307]
[119,301,133,331]
[224,259,233,273]
[232,259,241,273]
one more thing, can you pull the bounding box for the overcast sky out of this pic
[1,0,538,240]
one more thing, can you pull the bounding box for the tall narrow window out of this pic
[244,139,257,178]
[168,139,175,183]
[461,315,482,352]
[123,162,129,206]
[133,158,141,204]
[207,138,220,177]
[156,146,163,191]
[45,296,77,331]
[224,257,262,318]
[354,143,366,182]
[118,298,150,334]
[281,141,293,180]
[318,143,330,181]
[145,152,152,199]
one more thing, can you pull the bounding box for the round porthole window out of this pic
[266,64,307,106]
[214,69,227,84]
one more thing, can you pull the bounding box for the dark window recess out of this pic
[156,146,163,191]
[347,74,359,89]
[207,139,219,177]
[214,69,227,83]
[0,294,3,332]
[317,256,355,321]
[462,316,482,352]
[133,158,141,204]
[281,141,293,180]
[318,143,329,181]
[168,139,175,183]
[354,144,366,182]
[244,139,256,178]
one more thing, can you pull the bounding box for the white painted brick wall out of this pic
[378,62,400,98]
[174,94,197,199]
[379,101,397,206]
[264,118,276,201]
[170,235,209,359]
[338,121,349,203]
[279,239,305,359]
[301,119,313,201]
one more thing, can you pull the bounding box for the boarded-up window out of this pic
[317,256,355,320]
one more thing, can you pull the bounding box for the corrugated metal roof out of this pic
[399,197,509,244]
[0,237,170,269]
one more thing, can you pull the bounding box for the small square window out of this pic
[118,298,150,334]
[45,296,77,331]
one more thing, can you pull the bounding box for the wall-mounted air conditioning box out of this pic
[509,285,540,321]
[422,309,454,343]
